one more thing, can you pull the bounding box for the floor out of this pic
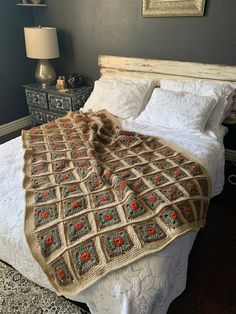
[0,130,235,314]
[167,161,236,314]
[0,128,29,145]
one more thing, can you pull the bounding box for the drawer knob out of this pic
[33,95,39,103]
[56,100,63,108]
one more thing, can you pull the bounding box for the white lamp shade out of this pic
[24,27,60,59]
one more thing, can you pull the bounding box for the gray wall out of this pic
[1,0,236,125]
[0,0,35,125]
[34,0,236,82]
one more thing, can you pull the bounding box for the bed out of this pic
[1,55,236,314]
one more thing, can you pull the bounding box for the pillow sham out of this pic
[83,77,156,119]
[160,79,234,129]
[135,88,217,132]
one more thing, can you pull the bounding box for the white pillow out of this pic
[160,79,234,129]
[136,88,217,132]
[83,77,156,119]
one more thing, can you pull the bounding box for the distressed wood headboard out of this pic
[98,55,236,121]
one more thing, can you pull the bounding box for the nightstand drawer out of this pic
[29,107,46,124]
[29,107,64,125]
[25,89,47,109]
[48,94,72,112]
[71,87,93,110]
[24,84,92,125]
[44,111,64,122]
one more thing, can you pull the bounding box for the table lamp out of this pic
[24,26,60,87]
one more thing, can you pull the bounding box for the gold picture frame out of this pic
[142,0,206,17]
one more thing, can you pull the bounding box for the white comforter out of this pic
[0,119,226,314]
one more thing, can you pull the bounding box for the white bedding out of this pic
[0,119,226,314]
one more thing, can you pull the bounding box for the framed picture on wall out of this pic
[142,0,206,17]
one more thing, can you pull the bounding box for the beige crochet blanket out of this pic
[22,110,211,296]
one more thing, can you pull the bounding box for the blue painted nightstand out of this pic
[24,84,92,125]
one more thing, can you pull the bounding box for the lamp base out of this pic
[35,59,56,87]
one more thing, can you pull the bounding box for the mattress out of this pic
[0,120,226,314]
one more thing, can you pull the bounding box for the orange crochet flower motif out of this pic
[104,213,113,221]
[130,201,139,211]
[41,210,50,219]
[80,251,90,263]
[133,183,141,190]
[71,201,80,209]
[155,176,161,182]
[45,235,53,246]
[148,196,157,203]
[105,171,111,178]
[168,187,176,195]
[113,236,124,247]
[188,182,195,191]
[174,170,181,177]
[146,227,157,235]
[119,182,126,190]
[93,179,100,187]
[100,195,108,201]
[74,222,83,231]
[170,212,177,220]
[58,268,65,279]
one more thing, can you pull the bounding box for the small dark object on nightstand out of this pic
[67,73,85,89]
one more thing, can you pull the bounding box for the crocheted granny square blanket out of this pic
[22,110,211,296]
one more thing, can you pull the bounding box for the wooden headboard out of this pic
[98,55,236,121]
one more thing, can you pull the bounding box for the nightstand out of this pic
[223,121,236,185]
[24,84,93,125]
